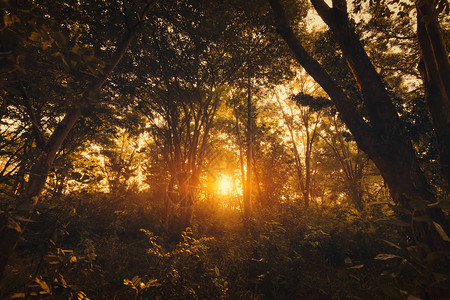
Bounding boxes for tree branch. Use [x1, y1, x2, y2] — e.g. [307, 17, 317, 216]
[267, 0, 372, 150]
[16, 82, 46, 150]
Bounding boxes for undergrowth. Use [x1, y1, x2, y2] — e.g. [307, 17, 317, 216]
[1, 191, 448, 299]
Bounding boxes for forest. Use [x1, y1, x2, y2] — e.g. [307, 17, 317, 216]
[0, 0, 449, 299]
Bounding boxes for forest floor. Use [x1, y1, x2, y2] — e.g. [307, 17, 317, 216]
[1, 191, 447, 299]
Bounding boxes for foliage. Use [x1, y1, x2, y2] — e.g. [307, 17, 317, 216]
[1, 0, 449, 298]
[0, 190, 423, 299]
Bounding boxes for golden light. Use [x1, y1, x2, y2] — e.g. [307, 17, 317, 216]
[217, 174, 233, 196]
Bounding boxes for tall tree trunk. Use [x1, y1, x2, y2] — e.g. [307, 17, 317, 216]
[304, 153, 310, 207]
[178, 173, 196, 233]
[416, 2, 450, 195]
[234, 105, 247, 212]
[268, 0, 449, 248]
[275, 92, 305, 204]
[303, 115, 311, 208]
[252, 156, 264, 206]
[244, 74, 253, 218]
[321, 116, 365, 210]
[301, 108, 320, 208]
[0, 0, 156, 281]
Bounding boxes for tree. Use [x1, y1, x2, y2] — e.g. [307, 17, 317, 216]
[222, 0, 303, 217]
[127, 0, 242, 232]
[0, 0, 156, 280]
[319, 113, 371, 210]
[276, 85, 323, 208]
[100, 133, 141, 194]
[267, 0, 449, 247]
[415, 0, 450, 195]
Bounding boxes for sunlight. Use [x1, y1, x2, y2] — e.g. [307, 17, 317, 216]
[217, 174, 233, 196]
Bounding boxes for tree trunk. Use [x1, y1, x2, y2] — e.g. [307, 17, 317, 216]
[244, 74, 253, 218]
[268, 0, 449, 248]
[349, 180, 363, 210]
[178, 173, 196, 232]
[416, 2, 450, 195]
[234, 105, 247, 213]
[275, 92, 305, 204]
[303, 116, 310, 208]
[0, 106, 81, 281]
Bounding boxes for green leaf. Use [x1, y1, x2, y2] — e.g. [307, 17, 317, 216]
[433, 222, 450, 242]
[376, 218, 410, 227]
[374, 253, 402, 260]
[147, 279, 160, 287]
[368, 201, 392, 205]
[413, 215, 432, 223]
[409, 200, 427, 210]
[215, 265, 220, 276]
[10, 293, 26, 299]
[13, 216, 34, 223]
[29, 32, 41, 42]
[6, 218, 21, 232]
[3, 15, 13, 27]
[71, 44, 82, 55]
[382, 239, 402, 250]
[77, 291, 88, 299]
[53, 31, 67, 48]
[131, 275, 141, 286]
[348, 264, 364, 269]
[428, 200, 450, 209]
[424, 251, 446, 263]
[42, 40, 53, 50]
[432, 272, 449, 281]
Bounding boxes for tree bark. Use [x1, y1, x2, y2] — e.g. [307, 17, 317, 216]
[234, 105, 247, 212]
[416, 2, 450, 195]
[244, 73, 253, 218]
[178, 173, 196, 232]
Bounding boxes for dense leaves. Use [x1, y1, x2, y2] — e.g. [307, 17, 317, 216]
[0, 0, 449, 298]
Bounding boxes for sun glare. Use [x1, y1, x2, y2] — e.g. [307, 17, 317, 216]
[218, 175, 233, 196]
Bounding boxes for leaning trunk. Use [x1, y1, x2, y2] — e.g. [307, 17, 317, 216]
[0, 106, 82, 280]
[268, 0, 449, 248]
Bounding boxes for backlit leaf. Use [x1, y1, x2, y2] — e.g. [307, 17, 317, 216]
[374, 253, 402, 260]
[433, 222, 450, 242]
[349, 264, 364, 269]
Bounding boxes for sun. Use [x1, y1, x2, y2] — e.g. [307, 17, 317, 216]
[217, 175, 233, 196]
